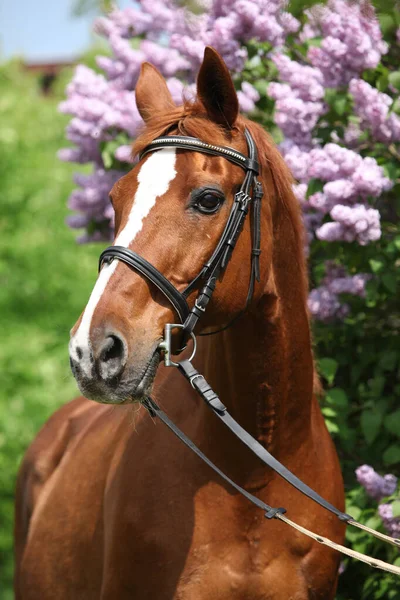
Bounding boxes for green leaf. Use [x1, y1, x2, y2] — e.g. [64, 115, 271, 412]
[365, 515, 381, 530]
[306, 37, 322, 48]
[325, 388, 348, 408]
[321, 406, 337, 418]
[306, 178, 324, 199]
[377, 73, 389, 92]
[379, 13, 396, 35]
[334, 96, 347, 116]
[382, 273, 397, 294]
[384, 410, 400, 436]
[368, 375, 385, 397]
[393, 97, 400, 115]
[361, 409, 382, 444]
[389, 71, 400, 92]
[383, 445, 400, 466]
[101, 149, 113, 169]
[379, 351, 398, 372]
[325, 420, 339, 434]
[369, 258, 384, 273]
[392, 501, 400, 518]
[345, 504, 361, 521]
[318, 358, 338, 385]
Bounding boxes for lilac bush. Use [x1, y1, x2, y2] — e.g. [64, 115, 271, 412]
[59, 0, 398, 324]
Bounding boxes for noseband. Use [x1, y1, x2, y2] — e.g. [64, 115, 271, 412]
[97, 129, 400, 576]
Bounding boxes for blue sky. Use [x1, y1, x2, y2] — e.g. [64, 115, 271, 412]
[0, 0, 131, 62]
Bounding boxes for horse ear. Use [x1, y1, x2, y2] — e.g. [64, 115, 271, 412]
[135, 62, 175, 122]
[197, 47, 239, 130]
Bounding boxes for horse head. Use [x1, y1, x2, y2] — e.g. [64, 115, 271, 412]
[69, 47, 301, 405]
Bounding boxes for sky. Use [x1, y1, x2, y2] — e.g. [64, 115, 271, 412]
[0, 0, 131, 63]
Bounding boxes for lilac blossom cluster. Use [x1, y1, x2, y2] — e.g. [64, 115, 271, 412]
[66, 169, 121, 242]
[356, 465, 398, 501]
[268, 55, 325, 146]
[356, 465, 400, 539]
[267, 1, 391, 289]
[349, 79, 400, 143]
[288, 144, 391, 246]
[306, 0, 388, 87]
[266, 1, 391, 322]
[378, 504, 400, 539]
[308, 261, 370, 322]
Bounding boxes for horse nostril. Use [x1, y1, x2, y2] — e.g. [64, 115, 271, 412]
[98, 334, 126, 379]
[100, 335, 124, 363]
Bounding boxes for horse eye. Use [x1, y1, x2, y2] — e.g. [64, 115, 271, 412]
[194, 192, 223, 214]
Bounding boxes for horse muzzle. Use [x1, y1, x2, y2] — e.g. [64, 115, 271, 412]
[69, 330, 160, 404]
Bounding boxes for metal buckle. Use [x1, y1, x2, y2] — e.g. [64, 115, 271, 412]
[189, 374, 204, 389]
[235, 191, 251, 210]
[194, 298, 206, 313]
[158, 323, 197, 367]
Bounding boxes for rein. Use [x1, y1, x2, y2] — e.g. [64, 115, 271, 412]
[99, 130, 400, 577]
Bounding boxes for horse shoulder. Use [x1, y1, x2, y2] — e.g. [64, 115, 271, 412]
[14, 397, 108, 590]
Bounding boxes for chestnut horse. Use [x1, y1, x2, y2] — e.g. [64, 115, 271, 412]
[15, 48, 345, 599]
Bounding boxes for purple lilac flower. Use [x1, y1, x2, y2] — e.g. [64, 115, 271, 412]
[67, 168, 121, 238]
[268, 54, 326, 146]
[115, 145, 134, 163]
[308, 286, 349, 322]
[379, 503, 400, 538]
[349, 78, 400, 143]
[308, 262, 370, 321]
[356, 465, 398, 501]
[279, 142, 311, 183]
[169, 0, 300, 72]
[307, 0, 388, 87]
[237, 82, 260, 113]
[317, 204, 381, 245]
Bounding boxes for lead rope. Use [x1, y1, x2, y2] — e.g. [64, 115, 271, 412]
[143, 396, 400, 577]
[175, 358, 400, 553]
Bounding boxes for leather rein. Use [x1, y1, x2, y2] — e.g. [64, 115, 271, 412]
[99, 129, 400, 576]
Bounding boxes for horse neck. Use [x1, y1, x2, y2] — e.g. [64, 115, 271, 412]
[196, 173, 315, 480]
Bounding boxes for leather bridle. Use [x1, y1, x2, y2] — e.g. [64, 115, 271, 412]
[100, 128, 263, 341]
[98, 129, 400, 576]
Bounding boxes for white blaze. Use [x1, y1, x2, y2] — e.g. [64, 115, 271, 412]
[70, 148, 177, 372]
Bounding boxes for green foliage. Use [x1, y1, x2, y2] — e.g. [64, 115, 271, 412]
[0, 61, 101, 598]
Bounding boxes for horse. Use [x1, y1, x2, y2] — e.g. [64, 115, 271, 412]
[14, 47, 346, 599]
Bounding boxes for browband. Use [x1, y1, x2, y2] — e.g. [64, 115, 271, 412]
[139, 136, 260, 174]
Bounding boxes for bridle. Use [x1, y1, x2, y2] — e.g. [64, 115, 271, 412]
[100, 129, 263, 345]
[98, 129, 400, 576]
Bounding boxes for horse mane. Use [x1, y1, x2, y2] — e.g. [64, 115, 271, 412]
[133, 99, 309, 303]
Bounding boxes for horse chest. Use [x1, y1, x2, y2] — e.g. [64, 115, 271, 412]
[174, 539, 311, 600]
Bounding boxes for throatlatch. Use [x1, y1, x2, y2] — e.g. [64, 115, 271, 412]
[99, 128, 400, 577]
